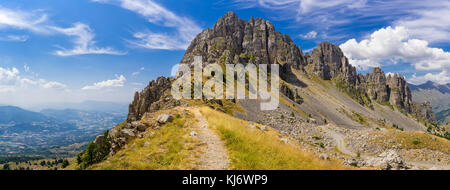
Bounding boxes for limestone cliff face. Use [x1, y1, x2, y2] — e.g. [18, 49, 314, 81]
[305, 42, 357, 86]
[387, 73, 413, 112]
[303, 43, 433, 122]
[180, 11, 305, 72]
[364, 67, 390, 103]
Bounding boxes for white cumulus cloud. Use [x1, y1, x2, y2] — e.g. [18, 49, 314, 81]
[42, 81, 67, 89]
[0, 66, 67, 92]
[408, 71, 450, 85]
[339, 26, 450, 71]
[82, 75, 126, 90]
[300, 31, 317, 39]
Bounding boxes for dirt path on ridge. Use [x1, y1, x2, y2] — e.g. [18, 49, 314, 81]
[192, 108, 230, 170]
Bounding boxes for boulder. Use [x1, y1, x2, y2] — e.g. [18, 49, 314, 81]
[246, 124, 256, 129]
[110, 137, 126, 155]
[364, 150, 408, 170]
[108, 128, 119, 139]
[319, 154, 329, 160]
[120, 128, 136, 139]
[378, 150, 407, 170]
[260, 125, 268, 131]
[93, 135, 105, 145]
[308, 118, 316, 124]
[280, 138, 289, 143]
[190, 131, 198, 137]
[157, 114, 174, 124]
[131, 121, 149, 131]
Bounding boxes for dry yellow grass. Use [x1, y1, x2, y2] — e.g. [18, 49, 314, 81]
[87, 109, 203, 170]
[370, 129, 450, 154]
[199, 106, 350, 170]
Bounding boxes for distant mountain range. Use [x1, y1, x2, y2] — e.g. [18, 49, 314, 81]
[409, 81, 450, 124]
[0, 106, 50, 124]
[27, 100, 129, 113]
[409, 81, 450, 94]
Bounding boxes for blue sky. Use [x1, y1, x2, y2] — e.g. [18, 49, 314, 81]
[0, 0, 449, 108]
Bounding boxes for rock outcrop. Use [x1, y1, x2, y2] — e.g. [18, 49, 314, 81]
[180, 11, 305, 77]
[363, 150, 408, 170]
[127, 76, 182, 122]
[281, 83, 303, 104]
[305, 42, 357, 85]
[364, 67, 390, 102]
[304, 42, 434, 123]
[411, 101, 436, 123]
[387, 73, 413, 112]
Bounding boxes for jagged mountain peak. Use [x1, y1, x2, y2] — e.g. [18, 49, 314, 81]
[181, 11, 304, 69]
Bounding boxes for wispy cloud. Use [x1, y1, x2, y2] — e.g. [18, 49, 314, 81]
[131, 67, 145, 77]
[0, 35, 29, 42]
[0, 6, 124, 56]
[394, 1, 450, 43]
[93, 0, 202, 50]
[51, 23, 126, 56]
[82, 75, 126, 90]
[0, 6, 50, 33]
[231, 0, 450, 44]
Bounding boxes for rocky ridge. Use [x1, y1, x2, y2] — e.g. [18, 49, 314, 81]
[179, 11, 435, 123]
[84, 12, 446, 170]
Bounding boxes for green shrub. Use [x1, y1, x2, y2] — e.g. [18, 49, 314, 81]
[2, 163, 10, 170]
[61, 159, 69, 168]
[392, 124, 403, 131]
[77, 130, 111, 169]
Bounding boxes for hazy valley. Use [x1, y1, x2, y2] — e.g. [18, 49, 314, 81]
[0, 102, 126, 158]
